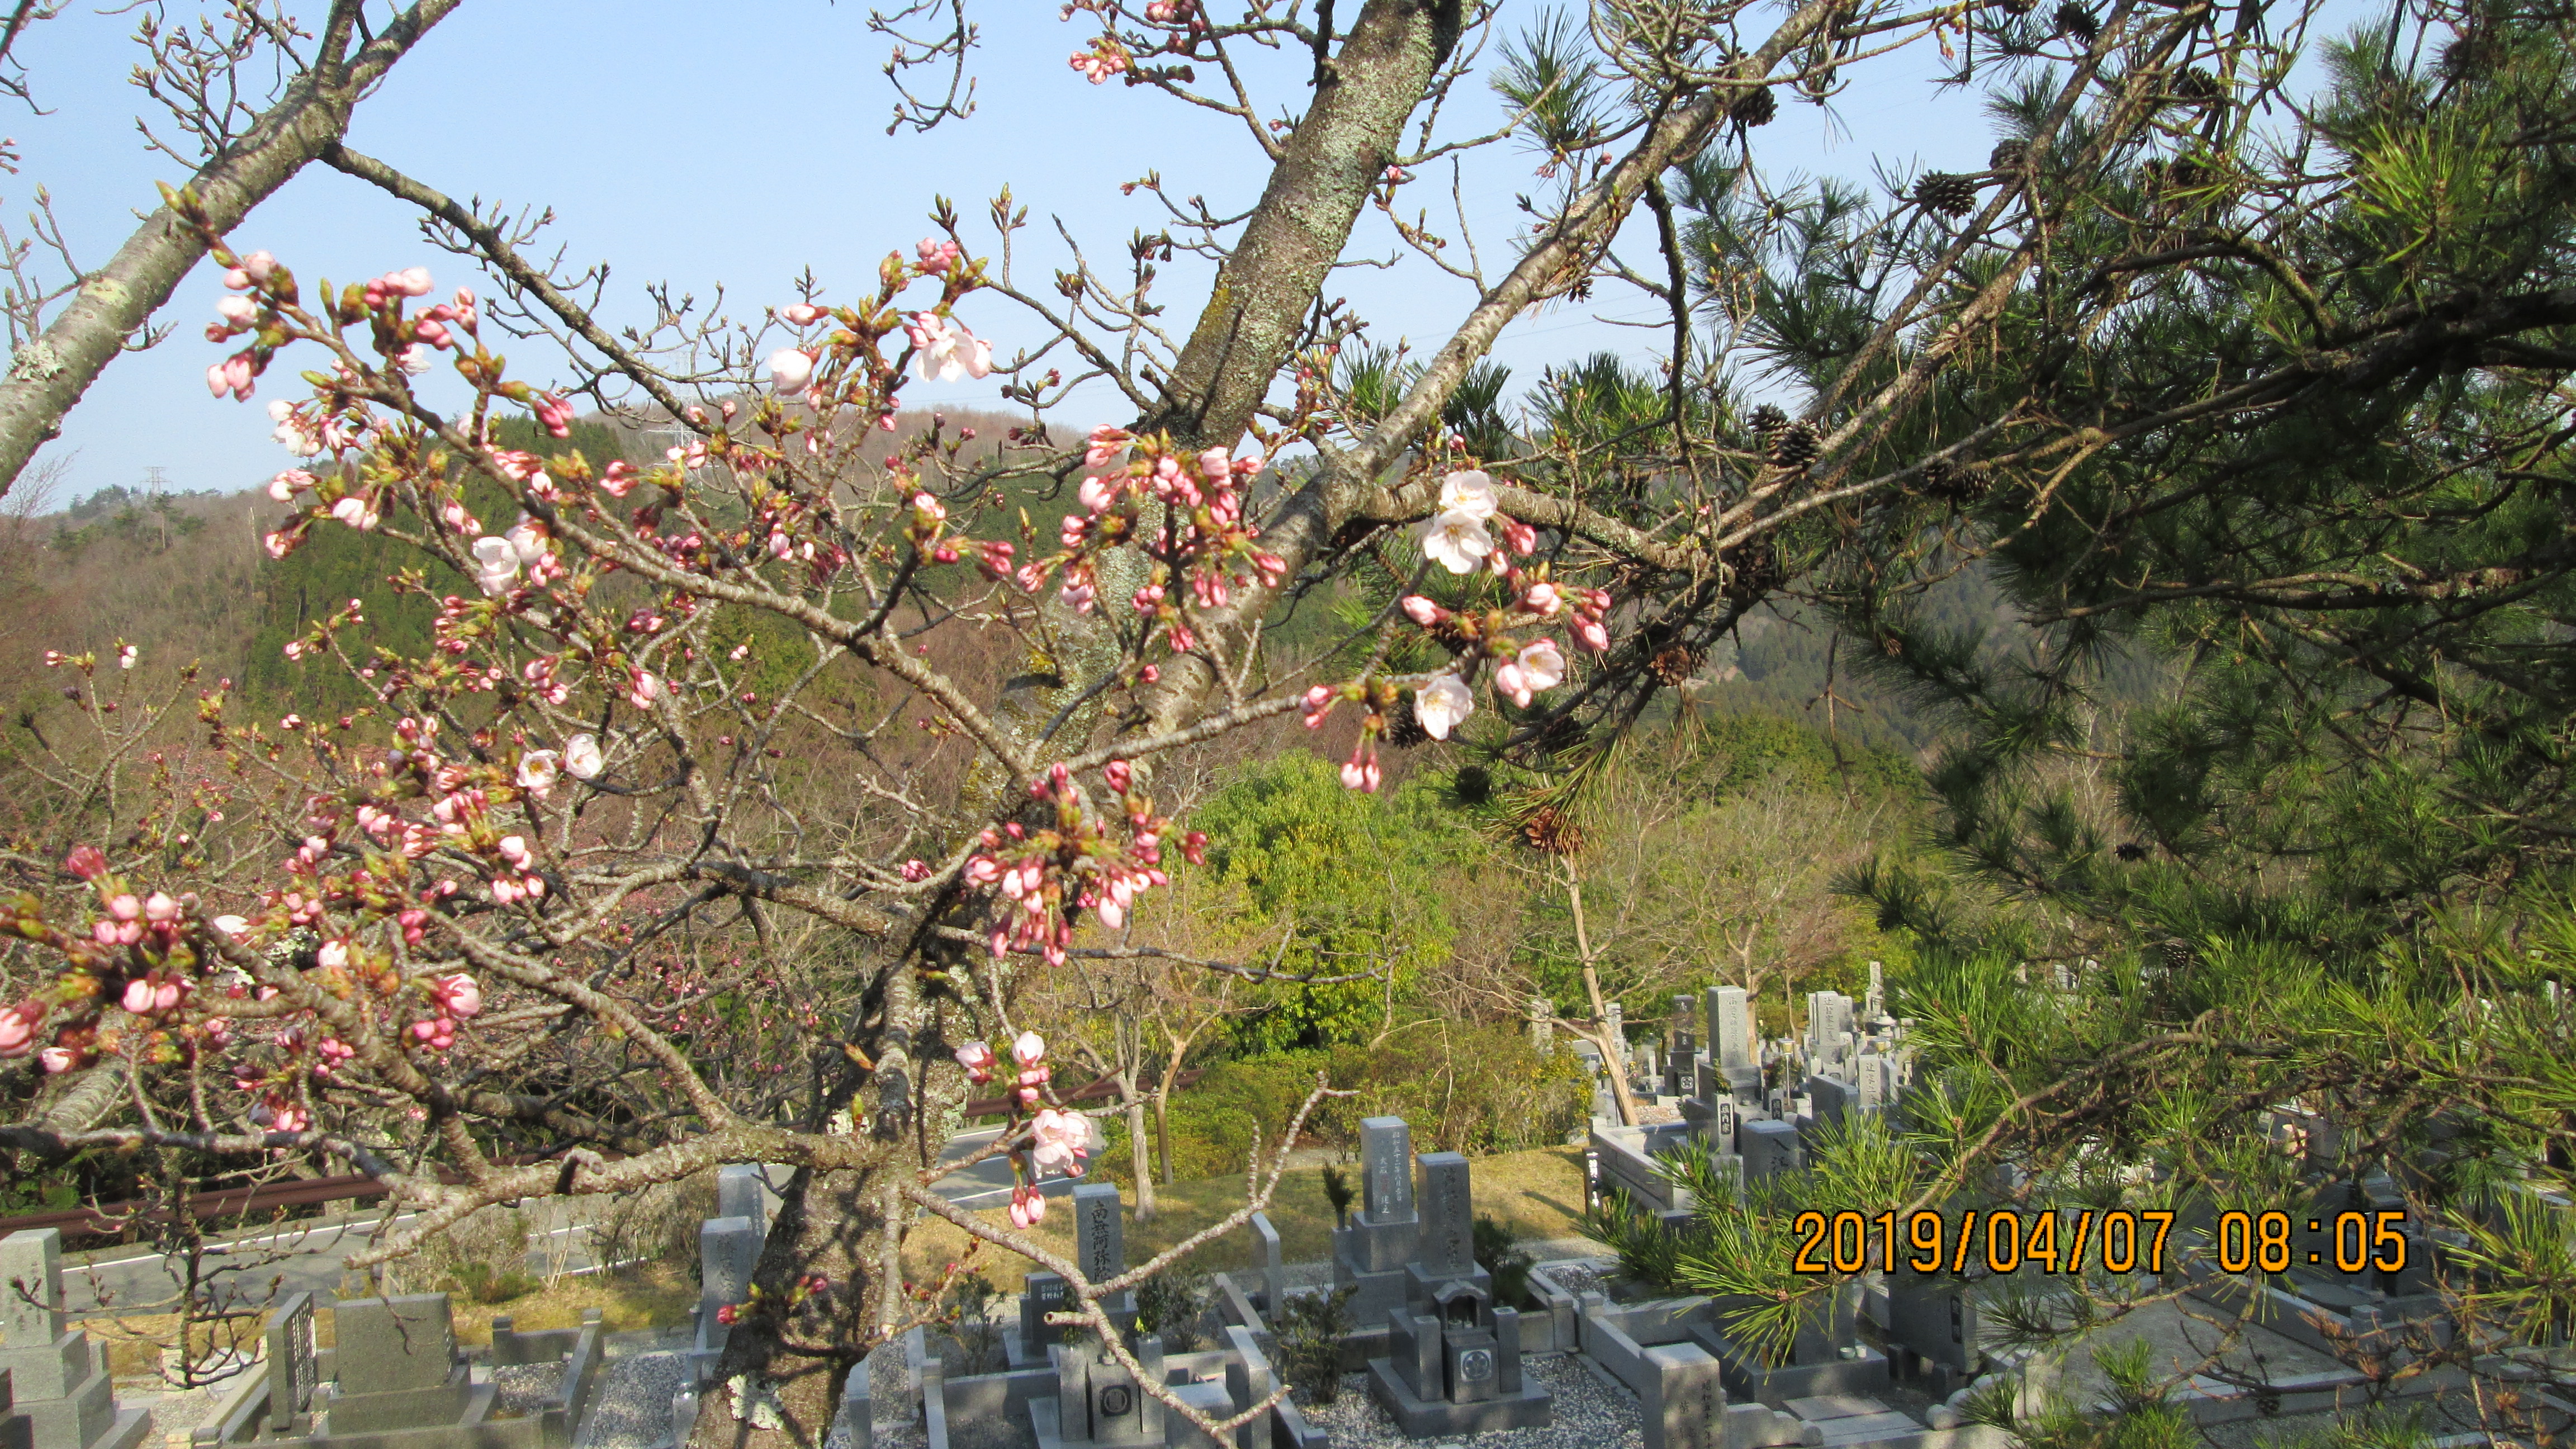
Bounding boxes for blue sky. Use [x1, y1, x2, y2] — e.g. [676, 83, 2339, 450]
[10, 1, 2210, 505]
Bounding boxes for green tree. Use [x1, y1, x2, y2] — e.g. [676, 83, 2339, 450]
[1192, 754, 1468, 1052]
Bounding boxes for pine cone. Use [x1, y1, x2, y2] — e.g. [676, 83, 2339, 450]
[2115, 841, 2149, 861]
[1769, 419, 1821, 469]
[1451, 764, 1493, 806]
[2440, 30, 2498, 79]
[1649, 645, 1703, 686]
[1385, 697, 1431, 749]
[1725, 543, 1783, 601]
[1988, 138, 2029, 171]
[2169, 68, 2220, 103]
[1912, 171, 1977, 217]
[1919, 457, 1955, 491]
[1521, 806, 1586, 856]
[1748, 403, 1789, 439]
[1991, 0, 2034, 15]
[2054, 2, 2099, 42]
[1729, 85, 1778, 126]
[2157, 937, 2196, 974]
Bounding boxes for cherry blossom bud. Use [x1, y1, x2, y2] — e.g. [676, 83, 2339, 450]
[243, 251, 276, 283]
[1012, 1031, 1046, 1065]
[216, 296, 256, 325]
[782, 303, 823, 325]
[0, 1003, 38, 1055]
[768, 348, 815, 394]
[144, 892, 179, 922]
[1401, 595, 1447, 627]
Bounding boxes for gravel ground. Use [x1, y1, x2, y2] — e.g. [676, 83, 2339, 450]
[491, 1362, 564, 1419]
[578, 1349, 686, 1449]
[1299, 1352, 1641, 1449]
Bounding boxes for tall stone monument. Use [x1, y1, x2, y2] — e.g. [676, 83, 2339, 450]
[0, 1229, 151, 1449]
[1332, 1117, 1423, 1327]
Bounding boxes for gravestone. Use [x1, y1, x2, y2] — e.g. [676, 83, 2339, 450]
[1415, 1154, 1475, 1278]
[718, 1165, 767, 1236]
[1071, 1184, 1139, 1334]
[1021, 1271, 1071, 1352]
[1335, 1118, 1423, 1327]
[0, 1229, 151, 1449]
[1864, 962, 1885, 1024]
[1368, 1298, 1551, 1434]
[1884, 1276, 1981, 1388]
[1668, 996, 1698, 1097]
[1643, 1343, 1726, 1449]
[1708, 987, 1753, 1069]
[1706, 1096, 1739, 1155]
[1039, 1333, 1165, 1449]
[1801, 1076, 1850, 1130]
[1526, 997, 1555, 1056]
[700, 1216, 761, 1319]
[265, 1292, 319, 1435]
[1855, 1056, 1885, 1114]
[1806, 993, 1853, 1065]
[321, 1295, 473, 1434]
[1741, 1120, 1801, 1180]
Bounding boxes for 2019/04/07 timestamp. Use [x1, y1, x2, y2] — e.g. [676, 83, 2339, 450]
[1787, 1209, 2413, 1277]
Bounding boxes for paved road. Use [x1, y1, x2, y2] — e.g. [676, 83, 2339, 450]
[61, 1122, 1098, 1317]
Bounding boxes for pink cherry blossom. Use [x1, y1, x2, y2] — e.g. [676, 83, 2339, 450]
[1415, 676, 1473, 739]
[564, 733, 604, 780]
[955, 1041, 998, 1082]
[1438, 470, 1499, 520]
[517, 750, 561, 795]
[471, 537, 519, 596]
[1419, 509, 1495, 574]
[1012, 1030, 1046, 1066]
[1518, 638, 1566, 692]
[1030, 1109, 1089, 1175]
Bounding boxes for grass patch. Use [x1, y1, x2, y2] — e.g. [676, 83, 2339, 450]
[903, 1147, 1585, 1290]
[77, 1261, 699, 1378]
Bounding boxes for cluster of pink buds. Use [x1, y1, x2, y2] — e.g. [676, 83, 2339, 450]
[409, 973, 482, 1053]
[917, 236, 963, 273]
[1069, 35, 1130, 83]
[1033, 436, 1284, 662]
[0, 844, 242, 1074]
[958, 763, 1206, 964]
[490, 836, 546, 905]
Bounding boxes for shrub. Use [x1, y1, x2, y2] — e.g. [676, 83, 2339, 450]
[1134, 1270, 1213, 1352]
[1474, 1215, 1535, 1309]
[1271, 1285, 1356, 1404]
[386, 1205, 532, 1298]
[944, 1272, 1006, 1376]
[589, 1169, 721, 1282]
[1128, 1025, 1588, 1181]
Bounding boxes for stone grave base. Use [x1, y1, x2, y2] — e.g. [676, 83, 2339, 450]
[6, 1400, 149, 1449]
[1697, 1334, 1890, 1409]
[219, 1422, 547, 1449]
[1362, 1358, 1554, 1436]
